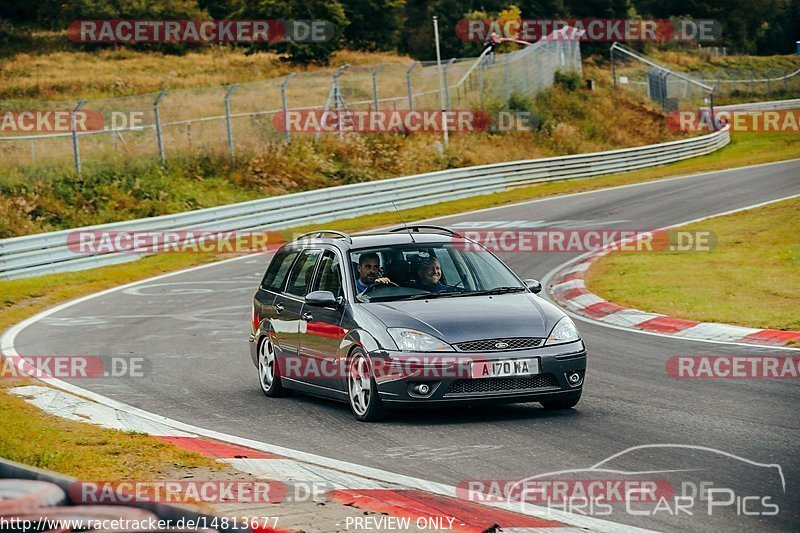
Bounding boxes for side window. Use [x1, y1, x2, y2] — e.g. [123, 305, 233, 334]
[261, 251, 299, 293]
[313, 250, 343, 295]
[286, 249, 322, 297]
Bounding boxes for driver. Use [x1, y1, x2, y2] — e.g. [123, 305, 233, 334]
[354, 252, 391, 294]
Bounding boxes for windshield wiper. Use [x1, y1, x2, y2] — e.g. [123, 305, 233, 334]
[402, 291, 462, 300]
[470, 286, 528, 295]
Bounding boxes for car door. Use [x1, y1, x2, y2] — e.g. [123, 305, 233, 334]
[298, 248, 348, 394]
[256, 248, 299, 330]
[272, 248, 321, 372]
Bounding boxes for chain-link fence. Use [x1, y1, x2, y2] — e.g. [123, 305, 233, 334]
[610, 43, 714, 113]
[0, 34, 582, 173]
[610, 42, 800, 113]
[694, 68, 800, 99]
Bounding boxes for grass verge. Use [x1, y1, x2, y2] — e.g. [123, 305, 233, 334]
[586, 197, 800, 331]
[1, 130, 797, 481]
[0, 380, 224, 480]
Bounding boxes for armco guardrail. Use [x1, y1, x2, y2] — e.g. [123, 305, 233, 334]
[0, 126, 730, 279]
[0, 458, 247, 532]
[714, 98, 800, 111]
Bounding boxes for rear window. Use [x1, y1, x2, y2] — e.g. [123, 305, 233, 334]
[261, 251, 298, 293]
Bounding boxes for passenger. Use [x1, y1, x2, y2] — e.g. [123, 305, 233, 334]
[354, 252, 391, 293]
[417, 258, 448, 293]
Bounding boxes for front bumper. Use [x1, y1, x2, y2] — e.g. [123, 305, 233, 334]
[370, 340, 586, 406]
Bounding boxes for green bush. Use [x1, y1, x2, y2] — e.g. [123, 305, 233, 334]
[554, 70, 583, 91]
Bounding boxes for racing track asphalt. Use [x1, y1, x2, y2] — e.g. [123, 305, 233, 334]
[11, 159, 800, 532]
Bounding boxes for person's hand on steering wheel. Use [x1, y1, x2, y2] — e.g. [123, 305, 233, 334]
[359, 278, 399, 298]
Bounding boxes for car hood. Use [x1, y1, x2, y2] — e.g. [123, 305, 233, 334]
[364, 292, 566, 344]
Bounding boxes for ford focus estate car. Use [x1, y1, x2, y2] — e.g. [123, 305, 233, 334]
[249, 226, 587, 421]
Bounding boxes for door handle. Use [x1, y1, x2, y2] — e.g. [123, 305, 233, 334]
[301, 312, 313, 322]
[275, 302, 284, 314]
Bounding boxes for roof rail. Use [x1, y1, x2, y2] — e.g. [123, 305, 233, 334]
[294, 230, 353, 243]
[388, 225, 463, 237]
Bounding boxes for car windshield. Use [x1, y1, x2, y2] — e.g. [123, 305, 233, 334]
[349, 242, 525, 302]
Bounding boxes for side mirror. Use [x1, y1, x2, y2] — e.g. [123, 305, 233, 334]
[523, 279, 542, 294]
[305, 290, 340, 308]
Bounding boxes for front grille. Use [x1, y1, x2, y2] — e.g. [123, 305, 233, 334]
[455, 338, 544, 352]
[444, 374, 559, 397]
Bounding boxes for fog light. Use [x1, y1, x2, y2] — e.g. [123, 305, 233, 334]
[410, 383, 434, 396]
[566, 371, 582, 386]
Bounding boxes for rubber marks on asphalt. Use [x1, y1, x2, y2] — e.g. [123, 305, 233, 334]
[550, 255, 800, 348]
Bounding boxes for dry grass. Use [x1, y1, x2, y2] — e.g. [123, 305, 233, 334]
[648, 49, 800, 73]
[0, 70, 683, 239]
[0, 35, 412, 101]
[586, 197, 800, 331]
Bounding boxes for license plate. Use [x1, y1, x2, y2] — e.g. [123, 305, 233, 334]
[471, 358, 540, 379]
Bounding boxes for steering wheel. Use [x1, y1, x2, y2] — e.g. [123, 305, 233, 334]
[360, 279, 399, 297]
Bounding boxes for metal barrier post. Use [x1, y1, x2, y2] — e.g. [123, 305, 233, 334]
[611, 46, 617, 89]
[153, 90, 168, 165]
[478, 60, 484, 106]
[333, 65, 349, 138]
[371, 64, 384, 112]
[224, 83, 238, 160]
[504, 56, 511, 100]
[443, 58, 456, 112]
[708, 91, 716, 132]
[281, 73, 296, 144]
[406, 62, 418, 111]
[71, 99, 87, 176]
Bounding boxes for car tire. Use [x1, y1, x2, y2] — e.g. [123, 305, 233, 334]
[258, 338, 291, 398]
[347, 347, 384, 422]
[540, 393, 582, 410]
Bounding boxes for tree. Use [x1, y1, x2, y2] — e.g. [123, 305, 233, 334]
[340, 0, 405, 51]
[197, 0, 240, 19]
[35, 0, 208, 30]
[233, 0, 348, 64]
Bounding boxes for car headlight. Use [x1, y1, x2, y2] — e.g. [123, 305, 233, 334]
[387, 328, 453, 352]
[545, 317, 581, 345]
